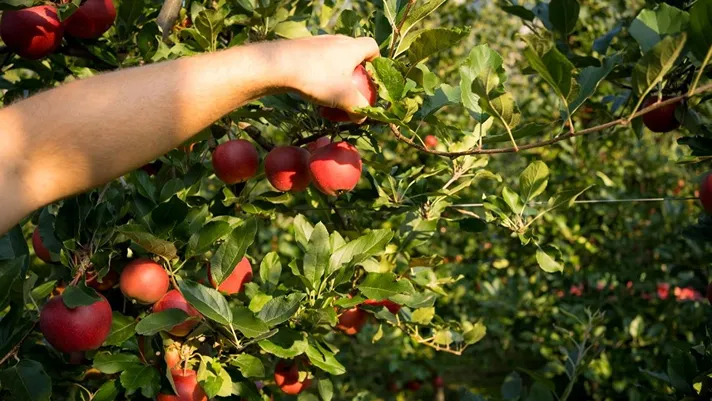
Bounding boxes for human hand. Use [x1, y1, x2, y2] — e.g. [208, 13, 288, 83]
[273, 35, 380, 122]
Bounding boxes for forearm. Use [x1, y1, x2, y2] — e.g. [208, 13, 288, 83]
[0, 41, 289, 231]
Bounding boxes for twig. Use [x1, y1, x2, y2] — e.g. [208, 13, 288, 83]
[389, 83, 712, 158]
[689, 45, 712, 96]
[236, 122, 274, 151]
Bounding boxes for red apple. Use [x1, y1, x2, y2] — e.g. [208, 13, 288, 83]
[208, 257, 252, 295]
[153, 290, 201, 337]
[265, 146, 311, 192]
[319, 65, 377, 122]
[305, 137, 331, 153]
[32, 227, 53, 263]
[164, 346, 181, 371]
[433, 375, 444, 388]
[0, 5, 64, 60]
[699, 172, 712, 214]
[212, 139, 259, 184]
[119, 259, 169, 304]
[39, 294, 112, 353]
[387, 381, 399, 393]
[335, 307, 368, 335]
[86, 270, 119, 292]
[642, 96, 681, 133]
[274, 359, 311, 395]
[308, 141, 362, 196]
[65, 0, 116, 39]
[424, 135, 438, 149]
[362, 299, 401, 314]
[157, 369, 208, 401]
[706, 282, 712, 305]
[405, 380, 423, 392]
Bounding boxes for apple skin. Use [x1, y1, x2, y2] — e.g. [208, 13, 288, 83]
[305, 137, 331, 154]
[319, 65, 377, 122]
[208, 257, 253, 295]
[424, 135, 438, 149]
[120, 259, 170, 304]
[0, 5, 64, 60]
[65, 0, 116, 39]
[39, 294, 113, 353]
[153, 290, 201, 337]
[274, 360, 311, 395]
[32, 227, 53, 263]
[699, 172, 712, 214]
[157, 369, 208, 401]
[212, 139, 259, 184]
[642, 96, 681, 133]
[335, 307, 368, 335]
[87, 270, 119, 292]
[362, 299, 401, 314]
[308, 142, 362, 196]
[164, 347, 181, 371]
[265, 146, 311, 192]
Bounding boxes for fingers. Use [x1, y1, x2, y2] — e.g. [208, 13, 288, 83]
[341, 88, 371, 124]
[353, 37, 381, 62]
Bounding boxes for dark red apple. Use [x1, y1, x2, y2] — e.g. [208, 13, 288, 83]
[274, 359, 311, 395]
[405, 380, 423, 392]
[433, 375, 444, 388]
[0, 5, 64, 60]
[119, 258, 169, 304]
[208, 257, 252, 295]
[424, 135, 438, 149]
[308, 141, 362, 196]
[305, 137, 331, 153]
[264, 146, 311, 192]
[39, 294, 112, 353]
[699, 172, 712, 214]
[319, 65, 377, 122]
[642, 96, 681, 133]
[86, 270, 119, 292]
[362, 299, 401, 314]
[65, 0, 116, 39]
[153, 290, 201, 337]
[212, 139, 259, 184]
[157, 369, 208, 401]
[32, 227, 53, 263]
[706, 282, 712, 305]
[335, 307, 368, 335]
[141, 160, 163, 176]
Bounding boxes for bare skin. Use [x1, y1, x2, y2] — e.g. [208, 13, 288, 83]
[0, 35, 379, 234]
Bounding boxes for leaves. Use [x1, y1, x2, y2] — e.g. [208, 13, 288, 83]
[519, 161, 550, 203]
[469, 45, 521, 133]
[411, 307, 435, 324]
[521, 35, 579, 112]
[318, 378, 334, 401]
[256, 293, 306, 327]
[104, 312, 137, 346]
[186, 220, 231, 257]
[328, 230, 394, 275]
[536, 245, 563, 273]
[259, 252, 282, 291]
[303, 223, 330, 288]
[306, 342, 346, 375]
[231, 354, 265, 378]
[358, 273, 415, 300]
[274, 21, 312, 39]
[135, 309, 191, 335]
[210, 219, 257, 286]
[397, 27, 470, 63]
[398, 0, 448, 40]
[61, 284, 102, 309]
[549, 0, 580, 36]
[120, 365, 161, 398]
[0, 360, 51, 401]
[630, 4, 689, 53]
[232, 307, 271, 338]
[369, 58, 405, 102]
[632, 33, 687, 97]
[569, 54, 622, 114]
[93, 353, 142, 374]
[689, 0, 712, 60]
[258, 329, 309, 358]
[117, 225, 177, 260]
[179, 279, 232, 326]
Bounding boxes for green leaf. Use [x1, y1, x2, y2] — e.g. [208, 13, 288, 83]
[459, 45, 493, 121]
[303, 223, 330, 287]
[397, 27, 469, 62]
[328, 230, 394, 275]
[256, 293, 306, 327]
[0, 360, 51, 401]
[179, 279, 232, 326]
[593, 23, 622, 54]
[383, 0, 398, 29]
[546, 186, 593, 212]
[501, 187, 522, 214]
[0, 0, 35, 10]
[417, 83, 461, 118]
[569, 54, 622, 114]
[231, 354, 265, 378]
[519, 161, 549, 203]
[398, 0, 447, 40]
[630, 4, 689, 53]
[120, 365, 160, 398]
[194, 9, 225, 51]
[368, 58, 405, 102]
[632, 33, 687, 97]
[93, 380, 120, 401]
[463, 321, 487, 344]
[411, 307, 435, 324]
[232, 307, 270, 338]
[38, 208, 62, 257]
[186, 220, 232, 257]
[29, 280, 57, 302]
[152, 196, 189, 228]
[689, 0, 712, 60]
[0, 225, 29, 262]
[0, 258, 22, 309]
[334, 295, 366, 308]
[459, 218, 487, 233]
[667, 351, 696, 393]
[275, 21, 312, 39]
[535, 246, 563, 273]
[318, 378, 334, 401]
[104, 312, 137, 346]
[501, 371, 522, 400]
[61, 283, 102, 309]
[135, 309, 191, 336]
[259, 252, 282, 291]
[210, 219, 257, 286]
[521, 35, 579, 110]
[93, 353, 142, 374]
[306, 342, 346, 375]
[358, 273, 415, 300]
[501, 5, 535, 21]
[117, 225, 177, 260]
[293, 215, 314, 250]
[525, 381, 554, 401]
[549, 0, 580, 35]
[258, 329, 308, 358]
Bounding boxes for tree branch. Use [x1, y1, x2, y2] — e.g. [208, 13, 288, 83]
[390, 83, 712, 158]
[236, 122, 274, 151]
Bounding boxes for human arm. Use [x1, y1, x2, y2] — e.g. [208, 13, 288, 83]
[0, 35, 379, 234]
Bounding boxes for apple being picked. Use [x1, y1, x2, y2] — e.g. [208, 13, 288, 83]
[0, 5, 64, 60]
[319, 65, 377, 122]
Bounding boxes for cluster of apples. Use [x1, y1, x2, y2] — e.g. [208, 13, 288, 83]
[0, 0, 115, 60]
